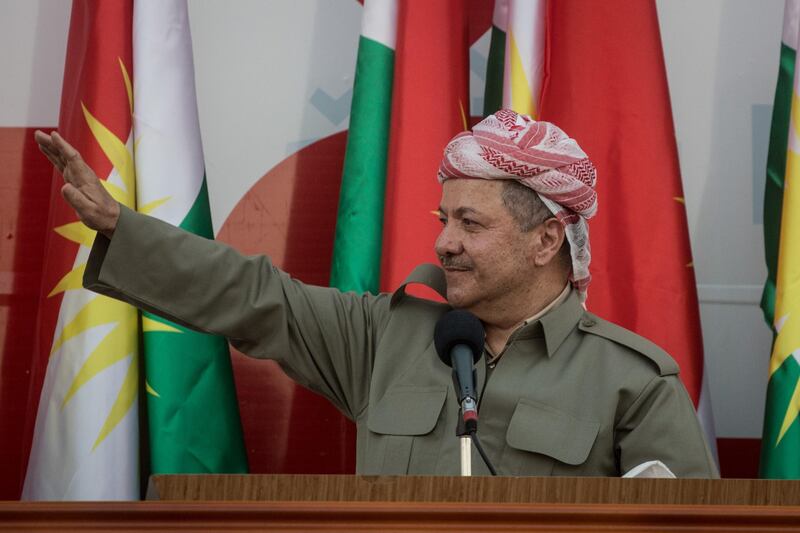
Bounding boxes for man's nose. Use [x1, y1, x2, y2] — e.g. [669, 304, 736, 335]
[435, 224, 462, 256]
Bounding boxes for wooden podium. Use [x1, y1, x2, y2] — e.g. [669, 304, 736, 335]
[3, 475, 800, 531]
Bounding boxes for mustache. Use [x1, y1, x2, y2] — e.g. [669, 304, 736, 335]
[439, 256, 473, 270]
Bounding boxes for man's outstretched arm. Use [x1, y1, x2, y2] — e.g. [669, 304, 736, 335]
[34, 129, 120, 237]
[35, 130, 388, 419]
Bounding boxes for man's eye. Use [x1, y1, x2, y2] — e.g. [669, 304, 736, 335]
[438, 216, 447, 225]
[462, 218, 475, 226]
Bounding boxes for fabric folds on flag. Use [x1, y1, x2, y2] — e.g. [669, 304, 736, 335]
[23, 0, 140, 500]
[761, 0, 800, 479]
[330, 0, 398, 293]
[133, 0, 248, 475]
[379, 0, 470, 291]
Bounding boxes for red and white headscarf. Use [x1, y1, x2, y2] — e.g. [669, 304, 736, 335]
[438, 109, 597, 298]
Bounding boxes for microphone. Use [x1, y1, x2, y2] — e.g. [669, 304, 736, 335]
[434, 309, 485, 432]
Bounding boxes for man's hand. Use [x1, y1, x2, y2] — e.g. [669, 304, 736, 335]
[34, 130, 120, 238]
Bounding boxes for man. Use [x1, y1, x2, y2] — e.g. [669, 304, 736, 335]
[34, 110, 718, 477]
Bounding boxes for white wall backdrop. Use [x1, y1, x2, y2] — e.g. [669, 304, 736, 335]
[657, 0, 782, 438]
[0, 0, 786, 440]
[188, 0, 361, 228]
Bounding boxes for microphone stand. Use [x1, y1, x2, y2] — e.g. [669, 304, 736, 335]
[455, 393, 479, 476]
[456, 412, 471, 476]
[455, 394, 497, 476]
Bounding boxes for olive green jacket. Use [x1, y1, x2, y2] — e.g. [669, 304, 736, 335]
[84, 206, 718, 477]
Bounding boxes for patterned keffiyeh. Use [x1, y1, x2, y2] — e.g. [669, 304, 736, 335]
[438, 109, 597, 298]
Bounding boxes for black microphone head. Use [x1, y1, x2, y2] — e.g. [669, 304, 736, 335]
[433, 309, 485, 366]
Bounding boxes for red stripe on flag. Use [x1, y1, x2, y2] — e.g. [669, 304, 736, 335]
[380, 0, 470, 292]
[540, 0, 704, 404]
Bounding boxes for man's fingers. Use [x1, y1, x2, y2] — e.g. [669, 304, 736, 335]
[61, 182, 119, 237]
[61, 182, 95, 215]
[33, 129, 51, 146]
[49, 133, 102, 189]
[34, 129, 57, 150]
[51, 132, 82, 163]
[34, 130, 66, 170]
[35, 130, 67, 163]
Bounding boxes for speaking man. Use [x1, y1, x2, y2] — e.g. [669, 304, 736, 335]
[34, 109, 718, 477]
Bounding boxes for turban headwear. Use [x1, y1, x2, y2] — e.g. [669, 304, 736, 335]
[438, 109, 597, 298]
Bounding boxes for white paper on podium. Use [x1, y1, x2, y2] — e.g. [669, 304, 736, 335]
[622, 460, 677, 478]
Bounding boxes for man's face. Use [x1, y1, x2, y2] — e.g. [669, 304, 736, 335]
[435, 179, 540, 317]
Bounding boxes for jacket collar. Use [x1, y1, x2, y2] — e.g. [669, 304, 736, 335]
[528, 289, 584, 357]
[390, 263, 448, 308]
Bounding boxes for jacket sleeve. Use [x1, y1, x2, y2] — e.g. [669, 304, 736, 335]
[615, 373, 720, 478]
[84, 205, 390, 420]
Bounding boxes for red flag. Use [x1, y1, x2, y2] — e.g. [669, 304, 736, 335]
[380, 0, 470, 291]
[540, 0, 714, 440]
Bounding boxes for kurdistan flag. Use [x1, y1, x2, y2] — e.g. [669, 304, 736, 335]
[133, 0, 247, 474]
[331, 0, 398, 293]
[23, 0, 140, 500]
[24, 0, 247, 500]
[484, 0, 546, 118]
[761, 0, 800, 479]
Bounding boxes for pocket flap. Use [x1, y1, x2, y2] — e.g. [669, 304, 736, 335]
[506, 399, 600, 465]
[368, 387, 448, 436]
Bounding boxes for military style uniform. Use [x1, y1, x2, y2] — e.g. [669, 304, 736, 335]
[85, 206, 718, 477]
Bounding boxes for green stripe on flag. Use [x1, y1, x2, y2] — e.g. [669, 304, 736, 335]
[483, 25, 506, 117]
[179, 178, 215, 237]
[330, 36, 395, 294]
[144, 181, 248, 474]
[761, 357, 800, 478]
[143, 313, 248, 473]
[761, 35, 800, 478]
[762, 42, 796, 328]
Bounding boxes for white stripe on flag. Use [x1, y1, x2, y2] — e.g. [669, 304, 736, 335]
[361, 0, 398, 50]
[133, 0, 205, 224]
[783, 0, 800, 48]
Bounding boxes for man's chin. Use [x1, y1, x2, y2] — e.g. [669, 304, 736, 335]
[445, 288, 475, 311]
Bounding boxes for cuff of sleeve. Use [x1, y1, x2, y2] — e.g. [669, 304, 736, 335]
[83, 204, 137, 296]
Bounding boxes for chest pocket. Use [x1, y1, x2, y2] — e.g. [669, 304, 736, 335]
[504, 399, 600, 475]
[366, 387, 447, 474]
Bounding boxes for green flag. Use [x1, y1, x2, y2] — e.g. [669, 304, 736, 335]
[330, 0, 398, 293]
[133, 0, 247, 474]
[761, 0, 800, 479]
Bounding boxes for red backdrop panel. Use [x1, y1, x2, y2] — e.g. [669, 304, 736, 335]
[218, 132, 356, 474]
[0, 127, 54, 499]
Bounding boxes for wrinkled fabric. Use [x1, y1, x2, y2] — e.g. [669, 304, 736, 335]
[438, 109, 597, 297]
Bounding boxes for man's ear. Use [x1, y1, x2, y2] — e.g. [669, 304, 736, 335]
[533, 218, 566, 267]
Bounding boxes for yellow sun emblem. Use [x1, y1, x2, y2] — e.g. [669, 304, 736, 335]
[47, 58, 170, 451]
